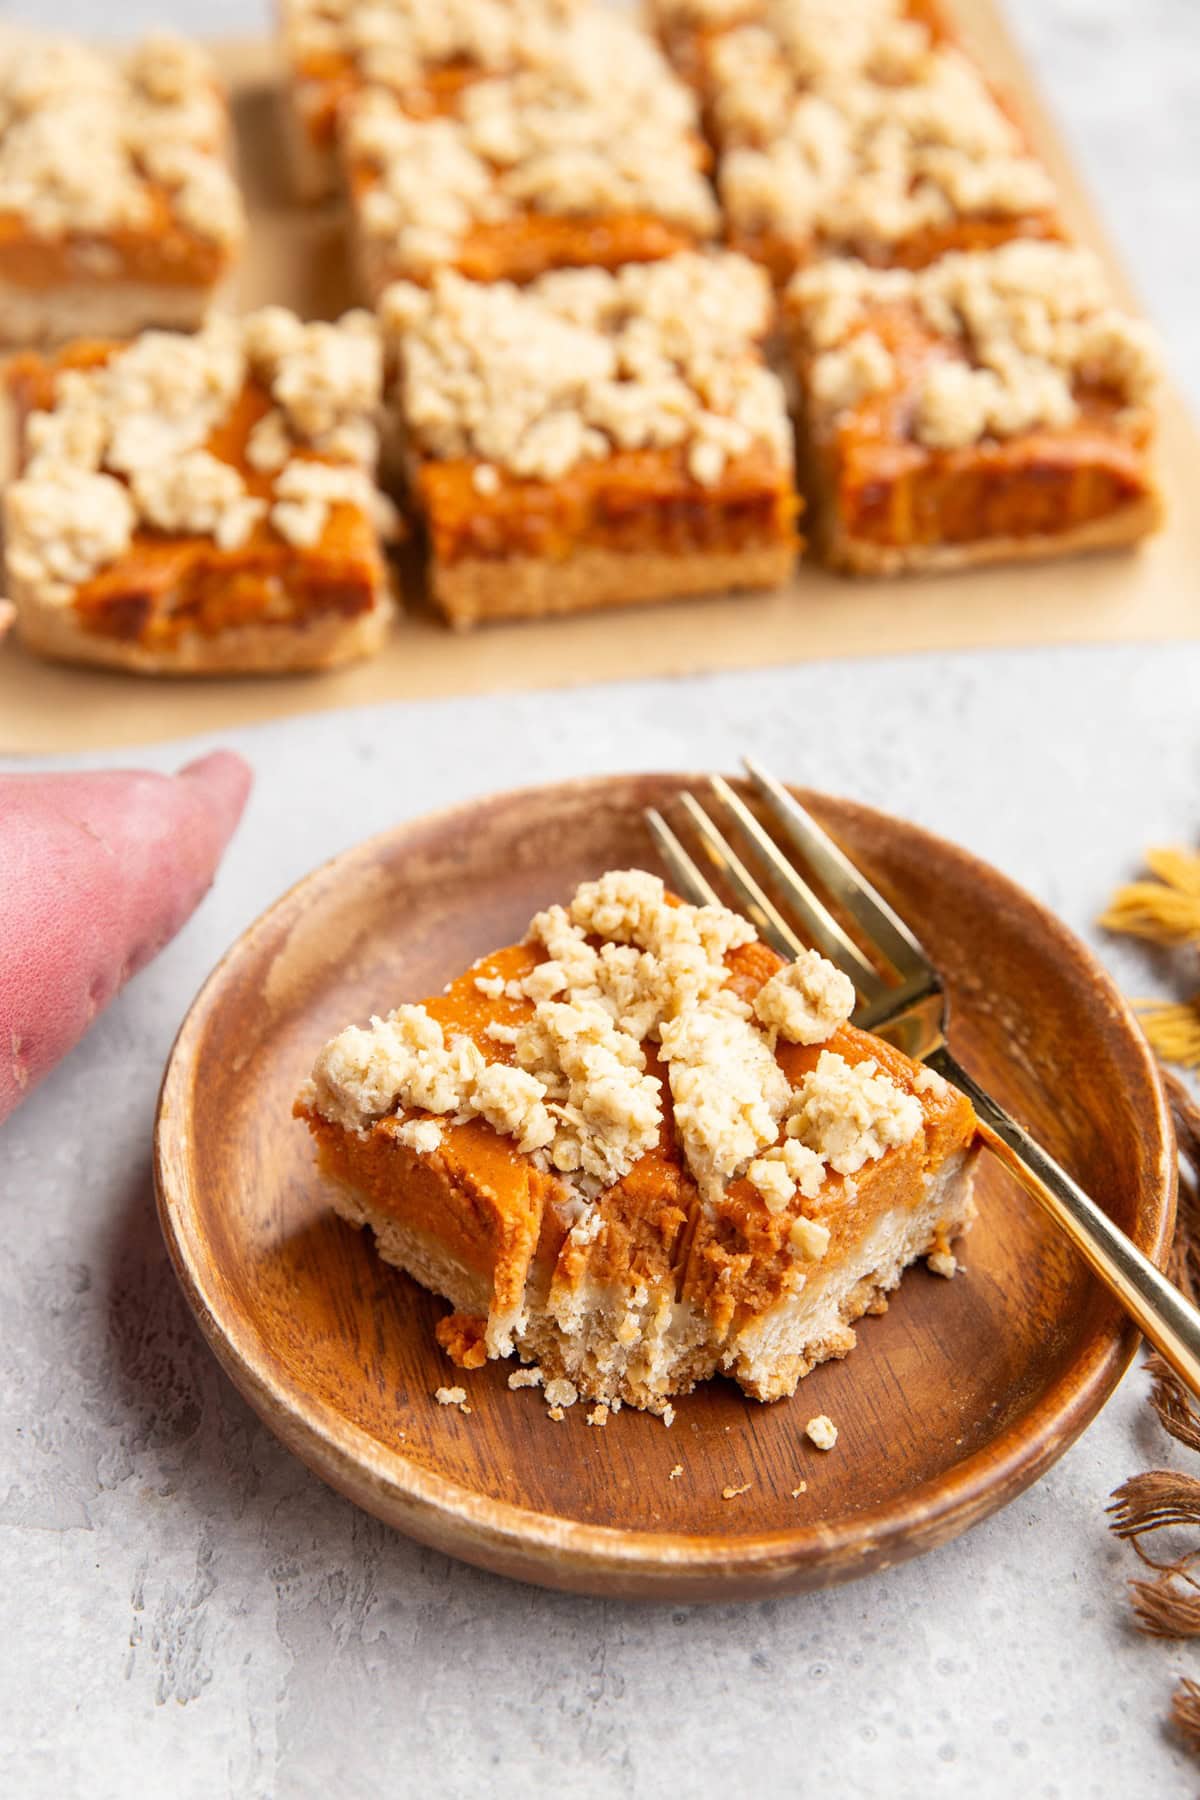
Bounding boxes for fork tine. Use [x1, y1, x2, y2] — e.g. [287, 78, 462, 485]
[742, 756, 929, 981]
[644, 807, 723, 909]
[709, 775, 890, 999]
[677, 792, 807, 961]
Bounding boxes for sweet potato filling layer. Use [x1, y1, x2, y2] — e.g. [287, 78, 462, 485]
[298, 932, 976, 1339]
[416, 445, 801, 567]
[0, 187, 227, 289]
[794, 303, 1154, 552]
[730, 215, 1061, 287]
[294, 53, 484, 149]
[8, 343, 385, 645]
[348, 159, 703, 289]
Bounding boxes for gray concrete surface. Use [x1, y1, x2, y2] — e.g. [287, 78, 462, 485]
[0, 0, 1198, 1795]
[3, 645, 1200, 1799]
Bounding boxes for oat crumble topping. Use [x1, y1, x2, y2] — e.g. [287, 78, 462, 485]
[281, 0, 579, 88]
[382, 254, 791, 486]
[6, 309, 384, 603]
[752, 948, 855, 1045]
[791, 242, 1159, 447]
[785, 1050, 922, 1175]
[308, 869, 929, 1223]
[713, 18, 1055, 253]
[0, 33, 242, 247]
[345, 11, 716, 275]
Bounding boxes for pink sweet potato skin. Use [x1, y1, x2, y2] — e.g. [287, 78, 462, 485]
[0, 750, 252, 1124]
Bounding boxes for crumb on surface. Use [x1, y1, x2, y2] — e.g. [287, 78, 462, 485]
[722, 1482, 752, 1500]
[434, 1385, 471, 1415]
[544, 1377, 579, 1409]
[805, 1414, 838, 1451]
[508, 1366, 543, 1389]
[927, 1248, 959, 1278]
[434, 1310, 488, 1369]
[586, 1404, 609, 1427]
[791, 1482, 807, 1497]
[547, 1405, 565, 1422]
[669, 1464, 684, 1480]
[661, 1403, 676, 1428]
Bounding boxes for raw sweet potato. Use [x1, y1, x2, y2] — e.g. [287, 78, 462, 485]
[0, 750, 252, 1123]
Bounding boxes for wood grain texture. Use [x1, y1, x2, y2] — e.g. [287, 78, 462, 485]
[154, 775, 1176, 1600]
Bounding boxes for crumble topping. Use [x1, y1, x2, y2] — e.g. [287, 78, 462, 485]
[308, 869, 928, 1221]
[310, 1002, 557, 1153]
[434, 1384, 471, 1413]
[747, 1139, 826, 1213]
[714, 22, 1055, 251]
[0, 33, 242, 247]
[791, 243, 1159, 446]
[544, 1377, 579, 1409]
[6, 310, 384, 603]
[395, 1117, 444, 1154]
[281, 0, 579, 87]
[513, 997, 662, 1186]
[805, 1414, 837, 1449]
[753, 948, 856, 1044]
[661, 997, 791, 1203]
[508, 1366, 544, 1389]
[344, 12, 716, 276]
[382, 254, 791, 486]
[784, 1050, 922, 1174]
[658, 0, 903, 70]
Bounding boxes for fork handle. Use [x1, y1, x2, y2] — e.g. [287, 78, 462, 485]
[929, 1046, 1200, 1396]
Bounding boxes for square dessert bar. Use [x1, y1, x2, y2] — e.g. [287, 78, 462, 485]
[654, 0, 1058, 284]
[381, 253, 800, 628]
[0, 32, 244, 344]
[4, 308, 397, 673]
[297, 870, 979, 1414]
[784, 242, 1162, 574]
[278, 0, 581, 202]
[339, 7, 718, 299]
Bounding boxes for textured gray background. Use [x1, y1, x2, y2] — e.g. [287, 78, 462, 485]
[1, 2, 1199, 1797]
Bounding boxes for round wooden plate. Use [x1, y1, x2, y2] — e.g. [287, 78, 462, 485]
[155, 774, 1175, 1601]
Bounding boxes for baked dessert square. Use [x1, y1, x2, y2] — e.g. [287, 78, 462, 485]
[0, 31, 244, 345]
[654, 0, 1058, 284]
[4, 307, 397, 673]
[277, 0, 581, 202]
[783, 241, 1162, 574]
[339, 6, 719, 299]
[296, 868, 979, 1414]
[381, 253, 800, 628]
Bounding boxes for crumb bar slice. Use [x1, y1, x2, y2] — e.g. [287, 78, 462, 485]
[382, 253, 800, 628]
[784, 241, 1162, 574]
[296, 869, 979, 1414]
[277, 0, 580, 202]
[654, 0, 1058, 284]
[0, 32, 244, 344]
[4, 307, 397, 673]
[339, 7, 718, 299]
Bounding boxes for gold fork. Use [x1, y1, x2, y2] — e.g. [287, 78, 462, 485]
[646, 757, 1200, 1397]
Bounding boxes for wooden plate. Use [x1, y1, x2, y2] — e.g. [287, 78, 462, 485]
[154, 774, 1175, 1600]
